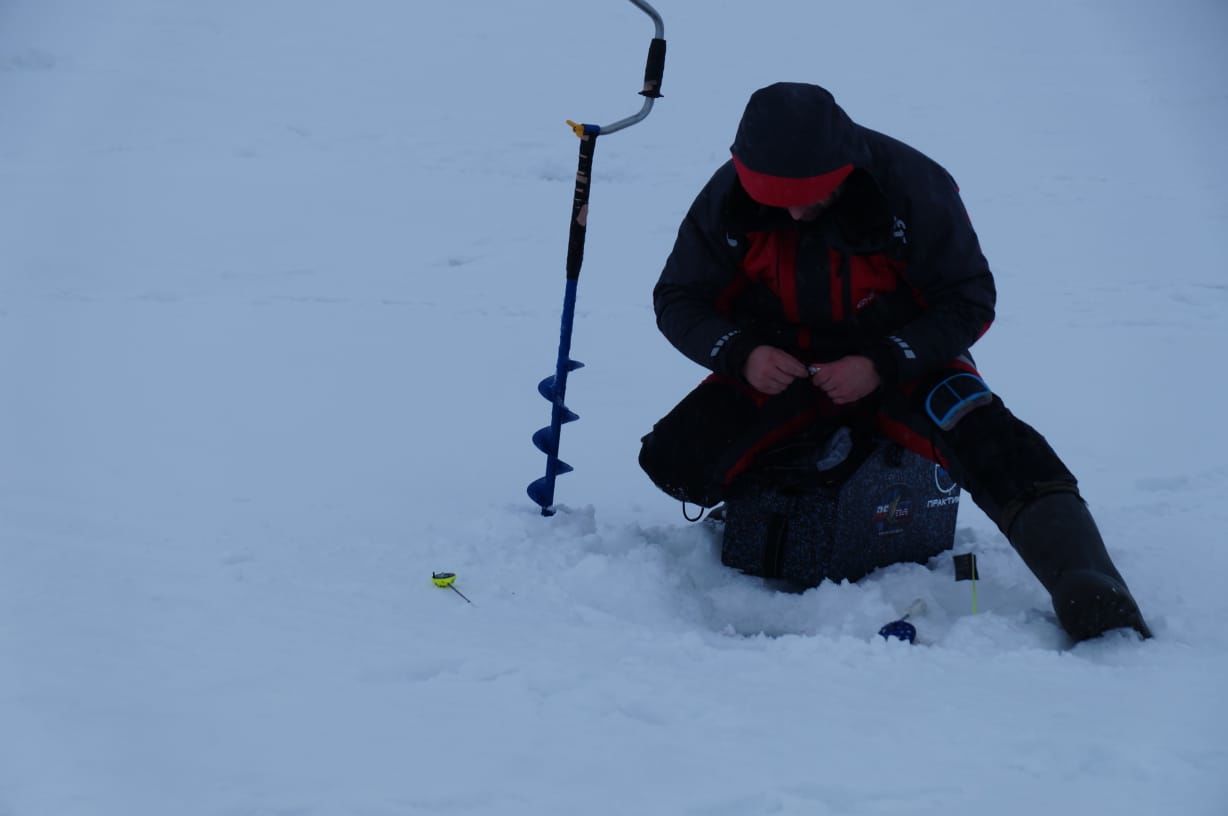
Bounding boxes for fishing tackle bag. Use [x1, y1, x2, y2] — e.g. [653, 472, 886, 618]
[719, 434, 960, 587]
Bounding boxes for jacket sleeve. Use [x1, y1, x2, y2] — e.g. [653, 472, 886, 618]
[862, 169, 996, 384]
[653, 165, 761, 379]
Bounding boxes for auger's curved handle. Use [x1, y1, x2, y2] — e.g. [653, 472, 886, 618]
[595, 0, 666, 136]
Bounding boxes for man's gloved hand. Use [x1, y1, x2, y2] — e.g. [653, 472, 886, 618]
[810, 355, 881, 404]
[743, 345, 809, 395]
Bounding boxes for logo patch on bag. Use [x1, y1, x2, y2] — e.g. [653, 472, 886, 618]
[872, 485, 914, 537]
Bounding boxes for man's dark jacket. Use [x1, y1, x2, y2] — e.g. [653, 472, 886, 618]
[654, 83, 997, 386]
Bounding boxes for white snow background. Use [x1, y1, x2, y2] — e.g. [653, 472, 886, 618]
[2, 1, 1227, 814]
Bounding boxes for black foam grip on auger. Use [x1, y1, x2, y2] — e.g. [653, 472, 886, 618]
[565, 131, 597, 280]
[640, 38, 666, 98]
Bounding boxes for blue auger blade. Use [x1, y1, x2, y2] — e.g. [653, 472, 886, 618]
[532, 426, 556, 455]
[533, 411, 580, 452]
[529, 356, 582, 514]
[531, 353, 583, 514]
[527, 476, 553, 510]
[537, 359, 585, 401]
[527, 457, 573, 514]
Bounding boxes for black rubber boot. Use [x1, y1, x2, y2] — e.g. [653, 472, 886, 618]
[1008, 491, 1152, 642]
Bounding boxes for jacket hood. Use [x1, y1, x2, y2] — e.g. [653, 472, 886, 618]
[730, 83, 871, 208]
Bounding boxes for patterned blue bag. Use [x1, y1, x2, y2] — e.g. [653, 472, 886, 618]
[720, 437, 960, 586]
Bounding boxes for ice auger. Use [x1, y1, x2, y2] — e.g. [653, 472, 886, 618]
[528, 0, 666, 516]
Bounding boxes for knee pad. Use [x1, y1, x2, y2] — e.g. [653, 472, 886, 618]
[925, 372, 993, 431]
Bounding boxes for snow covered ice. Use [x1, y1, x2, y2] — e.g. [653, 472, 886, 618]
[1, 1, 1226, 814]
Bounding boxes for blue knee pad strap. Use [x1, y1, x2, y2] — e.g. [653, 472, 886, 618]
[926, 373, 993, 431]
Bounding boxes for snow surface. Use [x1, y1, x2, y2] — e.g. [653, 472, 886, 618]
[2, 1, 1227, 813]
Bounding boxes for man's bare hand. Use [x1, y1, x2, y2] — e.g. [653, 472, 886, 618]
[744, 345, 809, 395]
[810, 355, 881, 405]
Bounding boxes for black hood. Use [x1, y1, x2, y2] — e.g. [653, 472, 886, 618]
[729, 83, 872, 206]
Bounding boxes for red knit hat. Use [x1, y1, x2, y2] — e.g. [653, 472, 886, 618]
[731, 156, 854, 207]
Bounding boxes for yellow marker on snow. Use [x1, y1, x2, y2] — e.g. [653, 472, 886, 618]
[432, 572, 472, 604]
